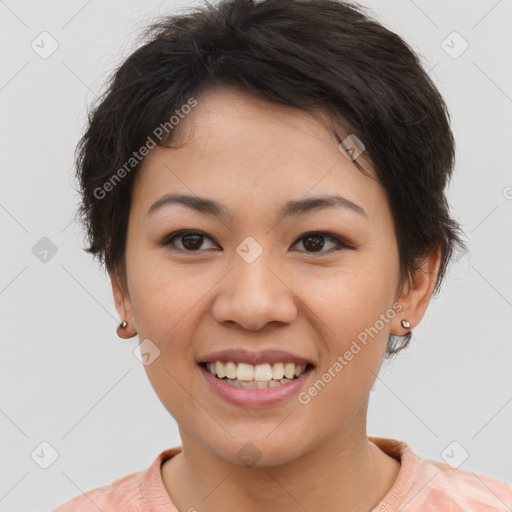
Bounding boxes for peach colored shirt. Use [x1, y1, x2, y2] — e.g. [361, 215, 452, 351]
[52, 437, 512, 511]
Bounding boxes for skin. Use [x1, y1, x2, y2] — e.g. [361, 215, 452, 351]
[110, 85, 441, 512]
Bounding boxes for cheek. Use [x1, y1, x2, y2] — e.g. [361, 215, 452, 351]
[301, 252, 399, 344]
[294, 247, 399, 398]
[295, 279, 392, 426]
[127, 259, 204, 423]
[127, 246, 206, 341]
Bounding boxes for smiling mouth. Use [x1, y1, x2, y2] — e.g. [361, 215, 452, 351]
[199, 361, 314, 389]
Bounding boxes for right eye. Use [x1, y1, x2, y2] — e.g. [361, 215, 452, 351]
[160, 230, 219, 252]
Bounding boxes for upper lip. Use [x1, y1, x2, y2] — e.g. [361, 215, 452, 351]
[197, 349, 314, 367]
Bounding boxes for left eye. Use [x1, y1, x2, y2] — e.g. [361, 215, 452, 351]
[160, 230, 350, 254]
[292, 232, 350, 254]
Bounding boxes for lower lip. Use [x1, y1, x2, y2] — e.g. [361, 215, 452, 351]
[198, 364, 313, 408]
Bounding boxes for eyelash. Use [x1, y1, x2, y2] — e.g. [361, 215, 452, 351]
[159, 230, 353, 255]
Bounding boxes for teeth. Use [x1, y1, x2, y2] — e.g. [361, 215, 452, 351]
[225, 361, 237, 379]
[240, 380, 259, 389]
[204, 361, 309, 382]
[284, 363, 295, 379]
[215, 361, 226, 379]
[294, 364, 306, 377]
[272, 362, 284, 380]
[254, 363, 272, 381]
[225, 377, 294, 389]
[236, 363, 254, 381]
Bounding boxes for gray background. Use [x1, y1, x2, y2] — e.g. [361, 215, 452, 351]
[1, 0, 511, 510]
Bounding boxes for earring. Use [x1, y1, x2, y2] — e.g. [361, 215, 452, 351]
[401, 319, 411, 329]
[117, 320, 132, 339]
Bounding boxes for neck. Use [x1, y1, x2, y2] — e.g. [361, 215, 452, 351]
[162, 426, 400, 512]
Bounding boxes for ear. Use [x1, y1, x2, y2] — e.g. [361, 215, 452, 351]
[108, 266, 137, 339]
[392, 246, 442, 335]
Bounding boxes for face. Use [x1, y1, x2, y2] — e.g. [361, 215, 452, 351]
[113, 86, 414, 467]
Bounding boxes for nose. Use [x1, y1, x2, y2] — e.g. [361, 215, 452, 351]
[211, 250, 298, 331]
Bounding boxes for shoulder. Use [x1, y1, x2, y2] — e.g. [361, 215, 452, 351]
[51, 447, 181, 512]
[51, 470, 144, 512]
[418, 458, 512, 511]
[401, 443, 512, 511]
[370, 437, 512, 511]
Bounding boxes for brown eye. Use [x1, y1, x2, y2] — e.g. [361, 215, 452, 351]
[161, 230, 218, 252]
[292, 232, 350, 254]
[160, 230, 351, 255]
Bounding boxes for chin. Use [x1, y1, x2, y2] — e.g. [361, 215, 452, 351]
[205, 433, 309, 469]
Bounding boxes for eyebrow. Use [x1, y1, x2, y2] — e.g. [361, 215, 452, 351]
[147, 193, 367, 219]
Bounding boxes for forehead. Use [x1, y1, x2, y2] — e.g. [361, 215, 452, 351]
[131, 86, 384, 221]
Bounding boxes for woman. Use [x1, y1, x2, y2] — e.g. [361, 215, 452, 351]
[53, 0, 512, 510]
